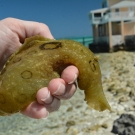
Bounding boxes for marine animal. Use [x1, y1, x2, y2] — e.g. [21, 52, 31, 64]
[0, 36, 111, 115]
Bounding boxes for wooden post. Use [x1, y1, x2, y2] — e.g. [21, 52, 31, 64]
[93, 24, 98, 44]
[108, 21, 113, 52]
[105, 23, 108, 36]
[121, 20, 125, 45]
[134, 22, 135, 35]
[95, 24, 98, 38]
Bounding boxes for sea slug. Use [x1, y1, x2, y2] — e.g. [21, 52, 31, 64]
[0, 36, 111, 115]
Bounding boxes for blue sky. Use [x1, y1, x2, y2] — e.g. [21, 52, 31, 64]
[0, 0, 102, 38]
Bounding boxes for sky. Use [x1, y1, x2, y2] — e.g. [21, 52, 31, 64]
[0, 0, 102, 39]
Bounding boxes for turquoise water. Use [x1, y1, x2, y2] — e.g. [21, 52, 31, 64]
[58, 36, 93, 48]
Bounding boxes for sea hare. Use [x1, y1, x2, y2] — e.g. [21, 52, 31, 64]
[0, 36, 111, 115]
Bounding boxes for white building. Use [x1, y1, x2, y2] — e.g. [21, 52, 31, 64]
[89, 0, 135, 51]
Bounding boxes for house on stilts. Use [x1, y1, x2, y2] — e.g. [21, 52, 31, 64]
[89, 0, 135, 52]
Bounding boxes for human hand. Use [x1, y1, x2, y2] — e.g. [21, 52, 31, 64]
[0, 18, 79, 119]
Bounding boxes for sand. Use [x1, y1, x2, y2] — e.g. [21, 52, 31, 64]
[0, 51, 135, 135]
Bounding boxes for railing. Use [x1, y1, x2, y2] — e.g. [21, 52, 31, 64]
[106, 11, 135, 20]
[70, 37, 93, 48]
[92, 11, 135, 23]
[91, 17, 102, 24]
[58, 37, 93, 48]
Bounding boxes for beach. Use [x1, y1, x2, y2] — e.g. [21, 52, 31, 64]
[0, 51, 135, 135]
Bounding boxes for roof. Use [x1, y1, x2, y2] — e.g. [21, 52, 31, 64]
[90, 8, 108, 13]
[110, 1, 135, 9]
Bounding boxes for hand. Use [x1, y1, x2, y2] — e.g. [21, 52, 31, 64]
[0, 18, 79, 119]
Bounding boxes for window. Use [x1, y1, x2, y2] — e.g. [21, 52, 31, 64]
[115, 8, 119, 15]
[115, 9, 119, 12]
[94, 13, 101, 18]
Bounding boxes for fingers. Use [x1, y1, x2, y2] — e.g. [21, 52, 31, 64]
[48, 78, 77, 100]
[36, 87, 61, 112]
[22, 21, 54, 39]
[21, 102, 49, 119]
[42, 97, 60, 113]
[36, 81, 76, 114]
[61, 65, 79, 84]
[3, 18, 54, 43]
[39, 65, 78, 100]
[36, 66, 78, 112]
[21, 88, 61, 119]
[23, 65, 79, 118]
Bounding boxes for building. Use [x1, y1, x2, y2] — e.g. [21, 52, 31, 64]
[89, 0, 135, 52]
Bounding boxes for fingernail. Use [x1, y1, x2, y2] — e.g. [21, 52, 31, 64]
[41, 111, 49, 120]
[41, 91, 53, 104]
[68, 74, 77, 84]
[53, 83, 66, 95]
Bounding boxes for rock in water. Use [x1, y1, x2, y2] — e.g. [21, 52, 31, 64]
[111, 114, 135, 135]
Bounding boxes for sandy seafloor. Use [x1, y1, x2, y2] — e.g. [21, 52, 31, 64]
[0, 51, 135, 135]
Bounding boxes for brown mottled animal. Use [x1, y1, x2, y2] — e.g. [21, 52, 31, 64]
[0, 36, 111, 115]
